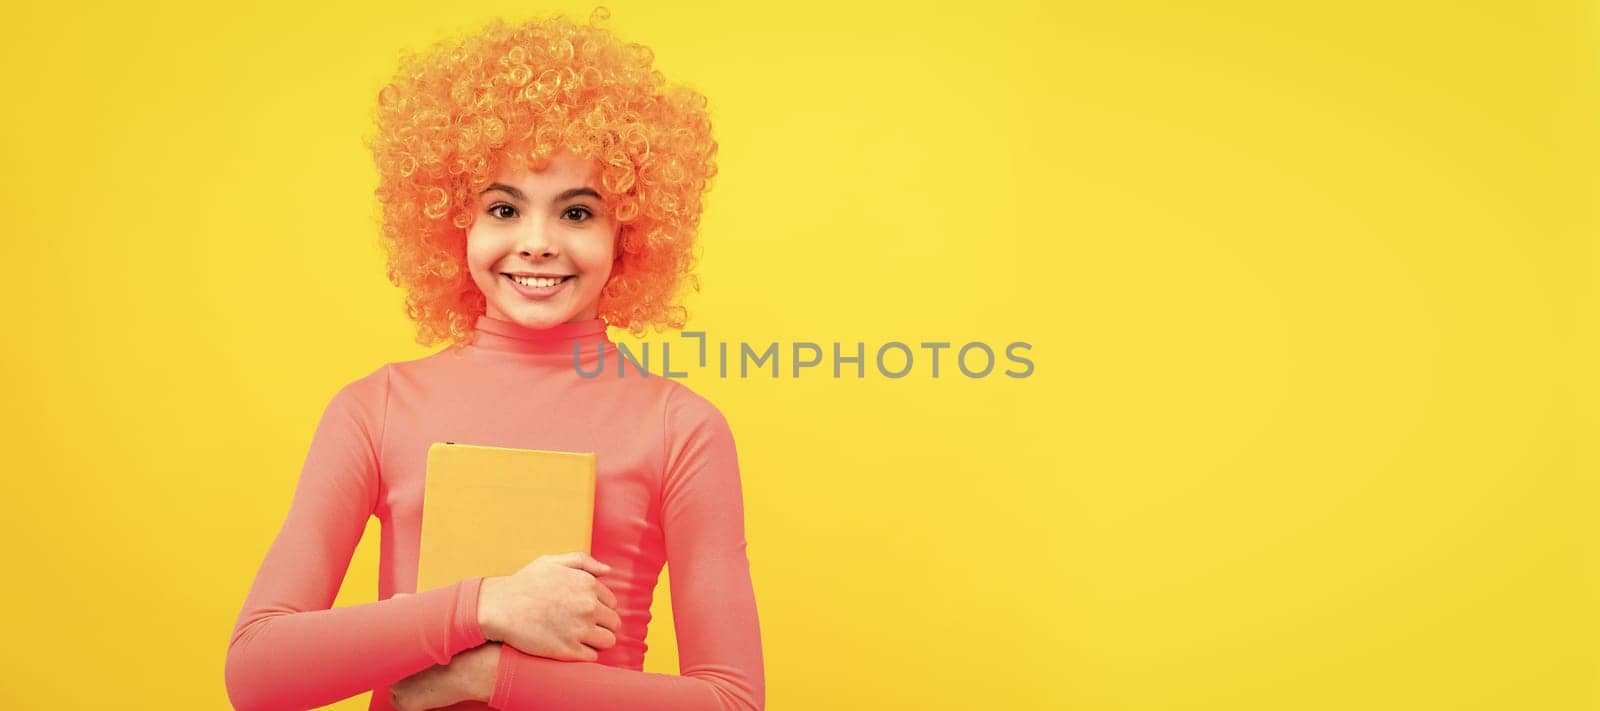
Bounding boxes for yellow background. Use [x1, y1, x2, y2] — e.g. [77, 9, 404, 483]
[1, 1, 1593, 709]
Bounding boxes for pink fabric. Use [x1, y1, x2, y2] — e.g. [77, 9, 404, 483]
[226, 315, 764, 711]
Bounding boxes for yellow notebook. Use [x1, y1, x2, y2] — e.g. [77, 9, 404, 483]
[416, 442, 597, 592]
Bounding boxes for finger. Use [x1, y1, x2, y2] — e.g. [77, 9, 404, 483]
[553, 550, 607, 572]
[595, 605, 622, 633]
[575, 643, 600, 662]
[549, 551, 585, 566]
[594, 581, 618, 609]
[583, 625, 617, 650]
[560, 550, 614, 576]
[582, 554, 611, 576]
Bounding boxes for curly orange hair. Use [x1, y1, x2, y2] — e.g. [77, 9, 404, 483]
[366, 8, 717, 348]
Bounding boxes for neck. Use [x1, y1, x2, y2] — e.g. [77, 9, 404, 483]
[468, 313, 613, 360]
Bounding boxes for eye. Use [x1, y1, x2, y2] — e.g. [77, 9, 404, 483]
[563, 205, 595, 222]
[487, 203, 518, 220]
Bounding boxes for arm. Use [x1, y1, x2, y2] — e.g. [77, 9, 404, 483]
[224, 367, 488, 711]
[487, 386, 766, 711]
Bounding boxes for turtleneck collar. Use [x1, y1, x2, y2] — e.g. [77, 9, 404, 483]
[468, 314, 614, 359]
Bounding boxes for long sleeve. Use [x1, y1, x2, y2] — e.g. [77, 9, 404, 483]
[487, 385, 765, 711]
[225, 367, 488, 711]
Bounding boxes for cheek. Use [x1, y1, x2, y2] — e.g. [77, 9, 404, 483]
[464, 231, 495, 273]
[577, 238, 617, 274]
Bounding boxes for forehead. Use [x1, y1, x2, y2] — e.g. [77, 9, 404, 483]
[494, 149, 601, 187]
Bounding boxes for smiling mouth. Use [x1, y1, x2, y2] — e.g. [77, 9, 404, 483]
[503, 273, 575, 288]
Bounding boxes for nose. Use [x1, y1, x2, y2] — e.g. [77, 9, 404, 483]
[514, 219, 558, 258]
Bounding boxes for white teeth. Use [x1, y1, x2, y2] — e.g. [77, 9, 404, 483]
[510, 275, 565, 288]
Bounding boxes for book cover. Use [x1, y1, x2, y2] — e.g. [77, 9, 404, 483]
[416, 442, 597, 592]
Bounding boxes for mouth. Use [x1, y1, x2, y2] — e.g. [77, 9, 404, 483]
[502, 272, 574, 299]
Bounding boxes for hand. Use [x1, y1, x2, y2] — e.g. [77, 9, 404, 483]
[388, 630, 499, 711]
[478, 552, 622, 662]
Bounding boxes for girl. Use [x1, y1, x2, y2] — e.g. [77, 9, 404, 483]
[224, 10, 763, 711]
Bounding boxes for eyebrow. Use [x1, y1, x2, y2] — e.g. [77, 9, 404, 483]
[480, 183, 602, 204]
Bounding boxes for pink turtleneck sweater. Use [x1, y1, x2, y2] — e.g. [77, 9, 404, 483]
[225, 315, 764, 711]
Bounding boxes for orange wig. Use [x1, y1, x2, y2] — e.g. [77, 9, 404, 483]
[366, 8, 717, 347]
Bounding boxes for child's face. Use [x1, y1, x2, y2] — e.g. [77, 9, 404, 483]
[467, 150, 618, 329]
